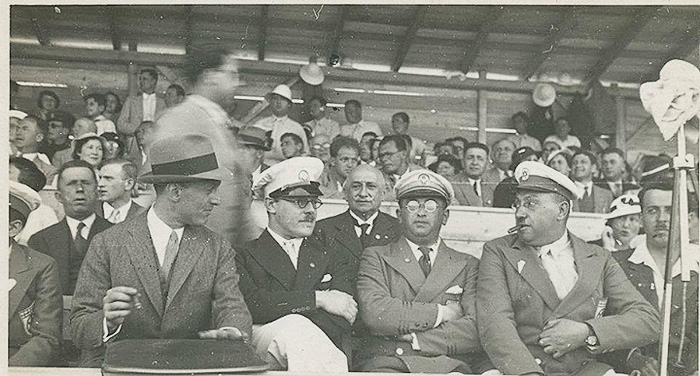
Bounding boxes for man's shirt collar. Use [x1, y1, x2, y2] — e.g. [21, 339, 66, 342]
[405, 237, 441, 265]
[349, 210, 379, 226]
[66, 213, 97, 238]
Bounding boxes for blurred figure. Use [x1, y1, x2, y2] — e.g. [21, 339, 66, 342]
[101, 132, 125, 161]
[391, 112, 425, 163]
[341, 99, 382, 142]
[131, 121, 155, 169]
[359, 132, 377, 164]
[164, 84, 186, 108]
[445, 136, 469, 161]
[319, 137, 361, 198]
[305, 96, 339, 140]
[280, 132, 304, 159]
[541, 140, 561, 165]
[35, 90, 60, 122]
[118, 67, 166, 161]
[103, 91, 122, 122]
[428, 153, 462, 180]
[41, 110, 75, 161]
[546, 149, 573, 177]
[596, 193, 643, 251]
[14, 115, 57, 181]
[309, 134, 331, 163]
[84, 93, 116, 135]
[544, 117, 581, 150]
[9, 156, 58, 245]
[237, 126, 271, 182]
[506, 111, 541, 151]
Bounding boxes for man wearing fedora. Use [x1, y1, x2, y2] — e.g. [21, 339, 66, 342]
[477, 161, 659, 376]
[70, 134, 252, 367]
[9, 181, 63, 366]
[236, 157, 355, 372]
[237, 126, 271, 183]
[253, 84, 309, 163]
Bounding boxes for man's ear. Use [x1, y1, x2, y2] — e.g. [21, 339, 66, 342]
[264, 197, 277, 214]
[124, 177, 136, 192]
[55, 190, 64, 205]
[557, 200, 571, 221]
[167, 183, 182, 202]
[9, 219, 25, 238]
[442, 208, 450, 225]
[36, 133, 45, 143]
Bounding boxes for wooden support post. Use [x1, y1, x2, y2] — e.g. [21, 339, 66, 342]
[612, 83, 627, 155]
[127, 64, 139, 97]
[477, 90, 488, 144]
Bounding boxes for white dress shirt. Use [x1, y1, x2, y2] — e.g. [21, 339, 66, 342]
[467, 178, 482, 197]
[19, 152, 52, 166]
[349, 210, 379, 238]
[267, 227, 304, 269]
[341, 120, 383, 142]
[536, 233, 578, 300]
[66, 213, 97, 240]
[574, 180, 594, 197]
[142, 93, 157, 122]
[103, 200, 134, 224]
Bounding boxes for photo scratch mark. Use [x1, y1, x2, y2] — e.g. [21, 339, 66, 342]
[312, 5, 324, 21]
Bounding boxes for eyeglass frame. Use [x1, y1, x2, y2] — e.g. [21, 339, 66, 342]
[277, 196, 323, 209]
[403, 199, 441, 213]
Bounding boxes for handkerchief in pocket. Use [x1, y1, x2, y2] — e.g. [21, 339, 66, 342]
[445, 285, 463, 295]
[9, 278, 17, 291]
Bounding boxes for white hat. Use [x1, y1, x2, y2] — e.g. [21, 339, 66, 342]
[606, 193, 641, 220]
[299, 61, 325, 85]
[9, 110, 28, 120]
[533, 83, 556, 107]
[252, 157, 324, 198]
[266, 84, 293, 103]
[394, 169, 455, 203]
[9, 181, 42, 220]
[514, 161, 583, 201]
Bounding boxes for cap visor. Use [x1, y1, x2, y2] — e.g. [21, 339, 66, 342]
[398, 188, 448, 201]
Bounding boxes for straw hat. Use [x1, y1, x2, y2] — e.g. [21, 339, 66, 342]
[299, 61, 325, 85]
[533, 83, 556, 107]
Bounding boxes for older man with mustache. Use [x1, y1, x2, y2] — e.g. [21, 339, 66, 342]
[235, 157, 356, 372]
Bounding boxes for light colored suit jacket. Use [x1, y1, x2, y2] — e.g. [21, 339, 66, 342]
[573, 184, 614, 214]
[451, 173, 497, 207]
[116, 93, 166, 136]
[9, 243, 62, 366]
[356, 238, 486, 373]
[477, 232, 660, 375]
[69, 213, 252, 366]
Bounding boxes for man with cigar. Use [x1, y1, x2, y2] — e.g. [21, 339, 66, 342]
[70, 134, 252, 367]
[477, 161, 660, 376]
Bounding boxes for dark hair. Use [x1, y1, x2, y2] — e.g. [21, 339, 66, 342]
[361, 132, 377, 140]
[510, 147, 539, 171]
[429, 153, 462, 174]
[85, 93, 106, 108]
[183, 45, 230, 84]
[140, 68, 158, 80]
[330, 136, 361, 158]
[57, 159, 97, 186]
[72, 135, 106, 162]
[572, 150, 598, 167]
[344, 99, 361, 108]
[379, 134, 408, 152]
[280, 132, 303, 146]
[547, 151, 573, 168]
[46, 110, 76, 128]
[102, 158, 138, 181]
[309, 96, 327, 106]
[511, 111, 529, 123]
[638, 181, 673, 209]
[392, 112, 409, 124]
[433, 141, 454, 155]
[446, 136, 469, 146]
[101, 132, 125, 159]
[105, 91, 122, 113]
[21, 115, 48, 137]
[37, 90, 60, 109]
[10, 156, 47, 191]
[167, 84, 186, 97]
[465, 142, 489, 156]
[600, 147, 625, 160]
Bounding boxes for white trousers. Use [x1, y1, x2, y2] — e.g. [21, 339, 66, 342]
[251, 314, 348, 372]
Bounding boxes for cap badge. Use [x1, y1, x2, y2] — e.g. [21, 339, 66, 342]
[520, 169, 529, 182]
[418, 173, 430, 185]
[298, 170, 310, 182]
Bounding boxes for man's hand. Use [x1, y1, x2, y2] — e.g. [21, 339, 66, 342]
[316, 290, 358, 324]
[601, 226, 617, 251]
[539, 319, 589, 358]
[103, 286, 140, 331]
[626, 348, 658, 376]
[439, 300, 463, 324]
[198, 327, 249, 341]
[396, 334, 413, 342]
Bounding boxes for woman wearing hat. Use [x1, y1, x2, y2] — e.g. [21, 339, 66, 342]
[72, 133, 107, 169]
[547, 149, 573, 178]
[101, 132, 125, 161]
[428, 153, 462, 180]
[593, 193, 643, 251]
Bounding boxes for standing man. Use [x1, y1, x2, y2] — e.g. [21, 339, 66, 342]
[378, 135, 424, 200]
[97, 159, 145, 224]
[237, 126, 271, 183]
[612, 182, 698, 376]
[305, 96, 340, 140]
[319, 137, 361, 199]
[253, 84, 309, 163]
[236, 157, 354, 372]
[485, 138, 516, 183]
[117, 67, 166, 158]
[85, 93, 117, 135]
[571, 151, 613, 213]
[356, 169, 492, 373]
[391, 112, 425, 163]
[70, 134, 252, 367]
[316, 164, 400, 274]
[506, 112, 542, 151]
[477, 161, 660, 376]
[342, 100, 382, 142]
[28, 160, 112, 295]
[596, 148, 638, 198]
[453, 142, 495, 207]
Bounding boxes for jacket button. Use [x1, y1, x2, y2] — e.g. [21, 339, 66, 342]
[396, 348, 404, 356]
[535, 358, 542, 365]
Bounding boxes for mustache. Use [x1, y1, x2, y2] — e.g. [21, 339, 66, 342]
[300, 215, 316, 222]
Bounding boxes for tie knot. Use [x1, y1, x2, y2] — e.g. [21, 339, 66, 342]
[357, 222, 370, 233]
[77, 222, 85, 231]
[418, 247, 432, 257]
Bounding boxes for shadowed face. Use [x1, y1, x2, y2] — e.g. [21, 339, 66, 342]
[641, 189, 672, 250]
[175, 180, 222, 226]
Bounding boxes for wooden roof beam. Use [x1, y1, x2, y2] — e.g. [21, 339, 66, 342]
[105, 7, 122, 51]
[29, 9, 50, 46]
[391, 5, 428, 72]
[328, 6, 348, 57]
[459, 6, 504, 74]
[258, 5, 269, 61]
[520, 7, 578, 81]
[583, 6, 660, 83]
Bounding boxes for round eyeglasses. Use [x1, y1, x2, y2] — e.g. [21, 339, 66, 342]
[279, 197, 323, 209]
[404, 199, 439, 213]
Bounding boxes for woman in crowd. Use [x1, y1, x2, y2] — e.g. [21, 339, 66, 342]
[428, 153, 462, 179]
[72, 133, 106, 170]
[35, 90, 60, 122]
[596, 193, 643, 251]
[546, 149, 573, 177]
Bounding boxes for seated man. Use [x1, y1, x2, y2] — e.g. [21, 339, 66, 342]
[70, 134, 252, 367]
[236, 157, 355, 372]
[14, 115, 57, 181]
[280, 132, 304, 159]
[612, 182, 698, 376]
[40, 110, 75, 161]
[478, 161, 660, 376]
[391, 112, 425, 164]
[9, 156, 58, 245]
[319, 137, 361, 199]
[485, 139, 516, 183]
[379, 135, 424, 201]
[453, 142, 495, 207]
[85, 93, 117, 135]
[28, 160, 112, 295]
[98, 159, 145, 224]
[309, 134, 332, 164]
[52, 117, 98, 170]
[595, 148, 638, 199]
[571, 151, 613, 213]
[9, 181, 62, 366]
[356, 170, 492, 373]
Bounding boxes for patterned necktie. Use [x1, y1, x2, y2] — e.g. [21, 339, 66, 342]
[357, 223, 371, 248]
[418, 247, 432, 277]
[160, 231, 179, 282]
[473, 181, 480, 196]
[74, 222, 89, 255]
[108, 209, 120, 224]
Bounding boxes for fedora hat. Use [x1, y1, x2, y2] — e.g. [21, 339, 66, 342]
[299, 61, 325, 85]
[533, 83, 556, 107]
[138, 134, 233, 184]
[238, 126, 271, 151]
[265, 84, 293, 103]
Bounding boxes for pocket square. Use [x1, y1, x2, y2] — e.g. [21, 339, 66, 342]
[445, 285, 463, 295]
[517, 260, 526, 274]
[321, 274, 333, 283]
[9, 278, 16, 291]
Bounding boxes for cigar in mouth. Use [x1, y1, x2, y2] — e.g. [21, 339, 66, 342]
[508, 224, 524, 234]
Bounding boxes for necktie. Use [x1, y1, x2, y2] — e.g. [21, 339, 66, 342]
[615, 182, 623, 197]
[74, 222, 89, 255]
[418, 247, 432, 277]
[357, 223, 371, 248]
[160, 231, 179, 282]
[108, 209, 120, 224]
[583, 186, 590, 199]
[473, 181, 480, 196]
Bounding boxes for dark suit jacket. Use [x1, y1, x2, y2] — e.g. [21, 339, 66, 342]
[314, 210, 400, 275]
[477, 232, 660, 376]
[9, 243, 62, 366]
[573, 184, 614, 214]
[612, 248, 698, 376]
[28, 216, 112, 295]
[594, 178, 639, 199]
[451, 172, 497, 207]
[356, 238, 489, 373]
[235, 230, 355, 346]
[97, 201, 146, 223]
[70, 212, 252, 367]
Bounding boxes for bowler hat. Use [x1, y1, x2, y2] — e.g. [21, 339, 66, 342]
[138, 134, 233, 184]
[238, 127, 271, 151]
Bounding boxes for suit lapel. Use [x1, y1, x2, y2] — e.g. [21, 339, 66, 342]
[248, 230, 296, 290]
[382, 238, 426, 294]
[334, 212, 363, 259]
[294, 238, 327, 290]
[552, 235, 605, 318]
[507, 237, 561, 310]
[368, 213, 398, 247]
[125, 215, 164, 317]
[165, 226, 206, 310]
[414, 243, 467, 303]
[88, 217, 110, 241]
[9, 245, 34, 320]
